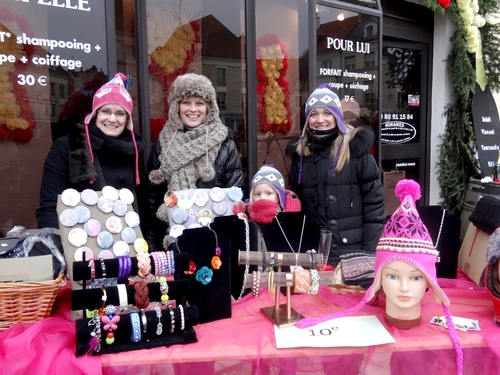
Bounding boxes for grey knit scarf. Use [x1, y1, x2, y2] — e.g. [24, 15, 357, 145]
[149, 121, 228, 191]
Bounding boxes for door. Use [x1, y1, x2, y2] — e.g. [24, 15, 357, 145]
[380, 41, 429, 203]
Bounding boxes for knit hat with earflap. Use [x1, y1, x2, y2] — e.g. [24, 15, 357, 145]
[250, 164, 286, 210]
[296, 179, 463, 375]
[297, 84, 348, 185]
[83, 72, 140, 185]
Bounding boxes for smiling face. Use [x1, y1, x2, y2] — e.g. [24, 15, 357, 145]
[381, 260, 429, 318]
[308, 107, 337, 131]
[95, 104, 128, 137]
[179, 97, 208, 128]
[252, 184, 280, 204]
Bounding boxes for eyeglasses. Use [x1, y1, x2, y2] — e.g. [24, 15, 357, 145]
[98, 109, 127, 120]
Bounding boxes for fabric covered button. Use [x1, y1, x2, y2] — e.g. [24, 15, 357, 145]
[81, 189, 99, 206]
[84, 219, 102, 238]
[68, 228, 88, 247]
[59, 208, 79, 227]
[192, 190, 209, 207]
[125, 211, 140, 228]
[97, 196, 114, 213]
[102, 186, 119, 201]
[106, 216, 123, 234]
[121, 227, 137, 244]
[119, 188, 134, 205]
[74, 205, 91, 224]
[97, 231, 114, 250]
[212, 201, 227, 215]
[61, 188, 81, 207]
[209, 187, 225, 202]
[112, 200, 128, 217]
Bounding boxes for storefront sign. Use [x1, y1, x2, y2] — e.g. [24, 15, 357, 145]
[13, 0, 91, 12]
[472, 84, 500, 178]
[380, 113, 417, 144]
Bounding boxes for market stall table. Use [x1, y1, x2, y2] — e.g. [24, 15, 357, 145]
[1, 271, 499, 375]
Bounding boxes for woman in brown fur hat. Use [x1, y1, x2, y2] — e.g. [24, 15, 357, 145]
[146, 73, 243, 250]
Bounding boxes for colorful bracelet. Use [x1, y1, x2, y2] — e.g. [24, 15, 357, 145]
[155, 305, 163, 336]
[294, 268, 311, 294]
[309, 269, 320, 294]
[130, 311, 141, 342]
[137, 252, 152, 280]
[158, 276, 169, 304]
[168, 305, 175, 334]
[102, 305, 120, 345]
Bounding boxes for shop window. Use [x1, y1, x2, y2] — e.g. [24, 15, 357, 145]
[51, 82, 56, 97]
[217, 92, 226, 109]
[322, 59, 333, 69]
[59, 84, 66, 99]
[365, 53, 375, 68]
[345, 56, 356, 70]
[217, 67, 227, 87]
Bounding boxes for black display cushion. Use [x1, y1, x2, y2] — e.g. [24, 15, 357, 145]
[177, 227, 232, 324]
[75, 305, 198, 356]
[71, 279, 192, 310]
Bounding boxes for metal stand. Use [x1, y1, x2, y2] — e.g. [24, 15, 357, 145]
[260, 272, 304, 328]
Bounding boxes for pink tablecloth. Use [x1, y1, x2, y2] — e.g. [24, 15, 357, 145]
[1, 271, 499, 375]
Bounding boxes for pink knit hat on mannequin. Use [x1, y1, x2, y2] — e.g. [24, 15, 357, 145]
[84, 72, 140, 185]
[296, 179, 463, 375]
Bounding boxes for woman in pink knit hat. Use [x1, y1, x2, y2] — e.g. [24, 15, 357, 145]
[36, 73, 151, 236]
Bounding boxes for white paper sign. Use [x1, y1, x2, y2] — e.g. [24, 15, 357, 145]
[274, 315, 395, 349]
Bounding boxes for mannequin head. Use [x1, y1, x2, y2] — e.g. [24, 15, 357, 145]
[381, 260, 429, 327]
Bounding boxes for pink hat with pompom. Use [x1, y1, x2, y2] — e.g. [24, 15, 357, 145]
[296, 179, 463, 375]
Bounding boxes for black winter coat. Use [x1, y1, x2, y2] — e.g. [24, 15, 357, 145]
[36, 125, 152, 236]
[287, 126, 386, 266]
[146, 135, 244, 250]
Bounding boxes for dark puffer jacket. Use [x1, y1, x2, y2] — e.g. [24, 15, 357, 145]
[287, 125, 386, 266]
[145, 134, 243, 250]
[36, 123, 152, 234]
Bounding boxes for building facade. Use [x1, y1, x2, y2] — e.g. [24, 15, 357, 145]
[0, 0, 456, 230]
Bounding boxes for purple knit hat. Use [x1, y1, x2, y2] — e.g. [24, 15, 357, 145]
[250, 164, 286, 210]
[83, 73, 140, 185]
[304, 83, 347, 134]
[296, 179, 463, 375]
[297, 84, 347, 185]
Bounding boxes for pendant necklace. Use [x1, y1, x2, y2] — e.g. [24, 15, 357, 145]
[276, 215, 306, 267]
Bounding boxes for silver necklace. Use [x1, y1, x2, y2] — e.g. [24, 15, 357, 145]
[276, 215, 306, 266]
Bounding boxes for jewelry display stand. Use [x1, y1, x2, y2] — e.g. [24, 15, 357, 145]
[72, 252, 198, 356]
[239, 251, 335, 328]
[177, 227, 232, 323]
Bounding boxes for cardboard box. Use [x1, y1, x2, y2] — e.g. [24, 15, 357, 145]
[0, 255, 53, 282]
[457, 222, 489, 285]
[383, 171, 406, 215]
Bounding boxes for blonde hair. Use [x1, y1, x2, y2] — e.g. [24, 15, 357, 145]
[296, 124, 359, 173]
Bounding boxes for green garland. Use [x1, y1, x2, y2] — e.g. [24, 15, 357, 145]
[427, 0, 500, 216]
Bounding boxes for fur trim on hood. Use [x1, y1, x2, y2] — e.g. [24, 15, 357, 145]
[167, 73, 219, 130]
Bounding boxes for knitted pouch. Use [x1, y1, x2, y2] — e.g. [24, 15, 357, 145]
[468, 195, 500, 235]
[284, 189, 301, 213]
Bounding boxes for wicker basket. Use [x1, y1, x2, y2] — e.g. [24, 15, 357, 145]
[0, 272, 67, 331]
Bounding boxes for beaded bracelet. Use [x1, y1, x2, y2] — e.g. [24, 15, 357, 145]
[100, 258, 107, 281]
[252, 271, 261, 297]
[155, 305, 163, 336]
[167, 250, 175, 276]
[309, 269, 320, 294]
[158, 276, 169, 304]
[168, 305, 175, 334]
[179, 304, 185, 331]
[88, 316, 102, 353]
[130, 311, 142, 343]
